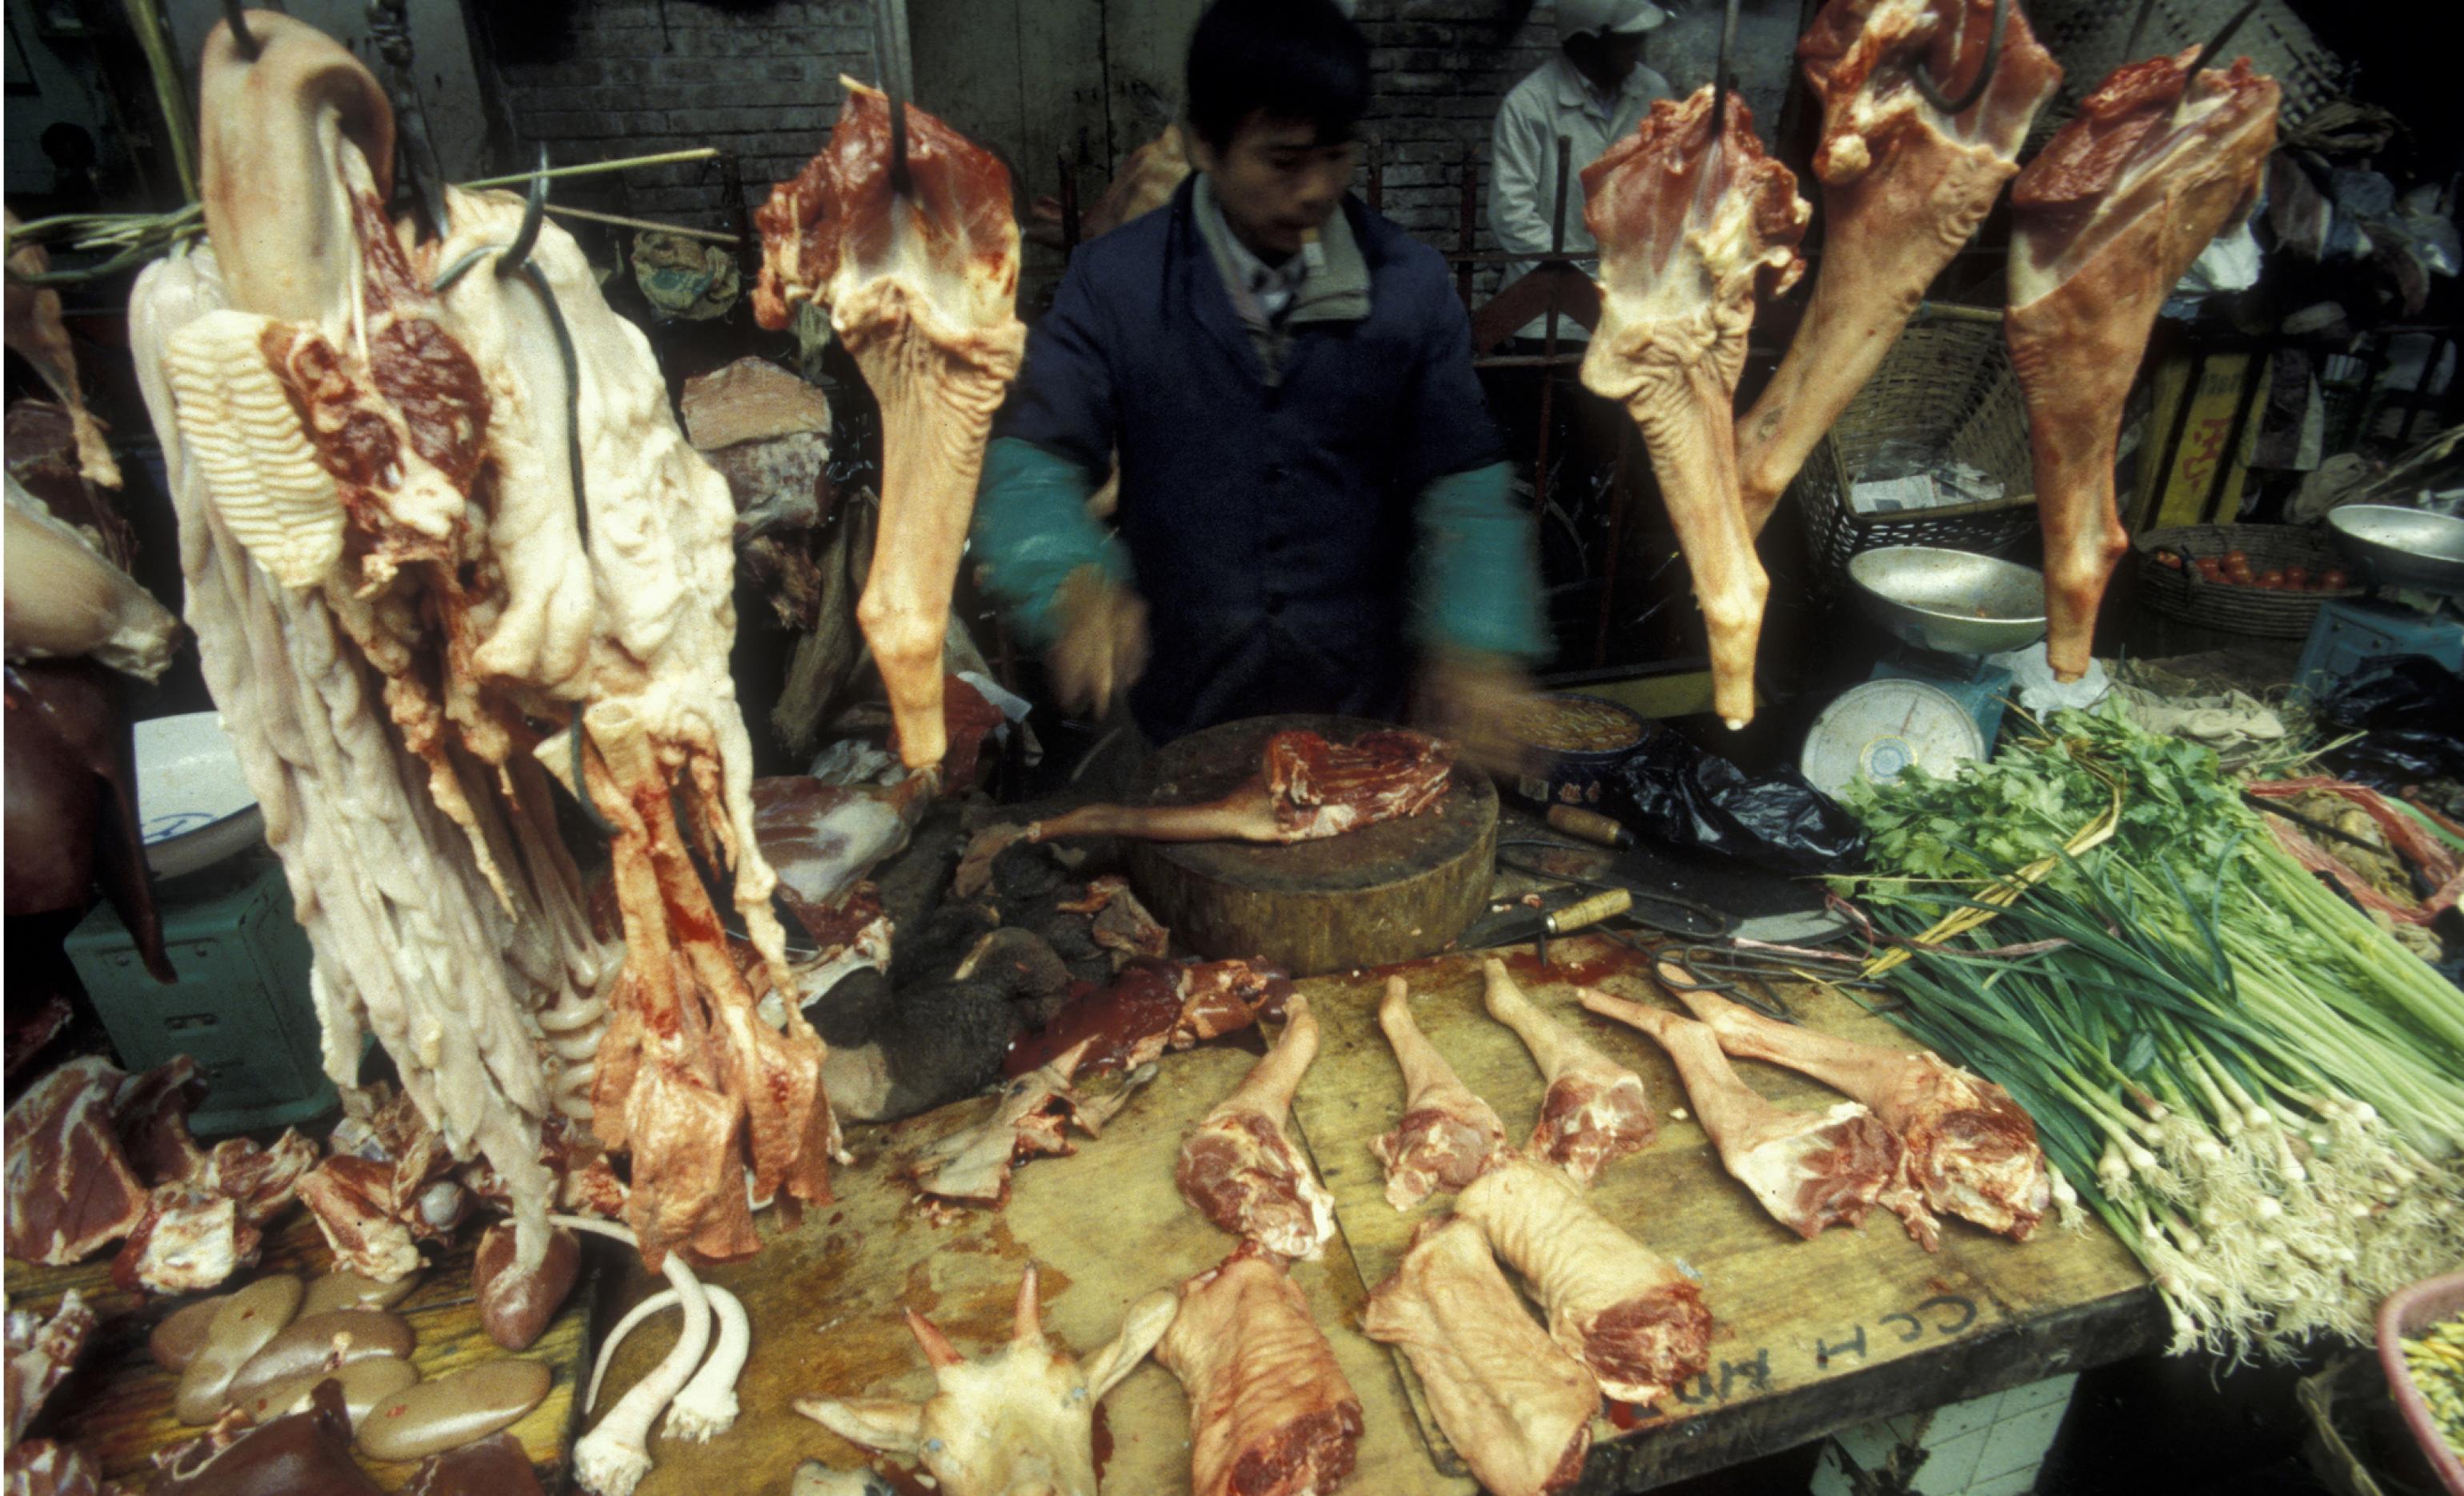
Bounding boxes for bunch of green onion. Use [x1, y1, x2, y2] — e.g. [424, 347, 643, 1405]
[1837, 706, 2464, 1361]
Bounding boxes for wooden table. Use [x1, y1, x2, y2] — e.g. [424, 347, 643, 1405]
[599, 934, 2157, 1495]
[605, 1046, 1478, 1496]
[3, 1214, 589, 1490]
[1287, 937, 2162, 1492]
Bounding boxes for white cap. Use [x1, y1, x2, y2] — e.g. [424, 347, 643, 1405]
[1557, 0, 1669, 38]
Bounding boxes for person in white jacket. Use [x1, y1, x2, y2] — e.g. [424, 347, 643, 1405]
[1487, 0, 1673, 347]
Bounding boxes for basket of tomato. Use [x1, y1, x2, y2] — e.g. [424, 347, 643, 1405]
[2134, 523, 2364, 638]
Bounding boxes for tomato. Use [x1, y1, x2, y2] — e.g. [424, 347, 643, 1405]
[2223, 550, 2250, 572]
[2158, 550, 2185, 570]
[2259, 569, 2286, 589]
[2321, 567, 2351, 590]
[2284, 565, 2310, 587]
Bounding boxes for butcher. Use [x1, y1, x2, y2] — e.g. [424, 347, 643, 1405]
[1488, 0, 1673, 346]
[972, 0, 1547, 767]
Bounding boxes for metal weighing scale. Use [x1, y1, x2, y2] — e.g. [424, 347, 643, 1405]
[1801, 546, 2051, 797]
[2296, 506, 2464, 695]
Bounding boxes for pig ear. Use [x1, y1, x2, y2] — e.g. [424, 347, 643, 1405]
[904, 1308, 964, 1371]
[1081, 1289, 1178, 1401]
[794, 1396, 927, 1454]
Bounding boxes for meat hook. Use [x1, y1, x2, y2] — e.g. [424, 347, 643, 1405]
[2120, 0, 2159, 62]
[222, 0, 259, 61]
[876, 6, 912, 198]
[499, 146, 551, 270]
[2190, 0, 2262, 71]
[1708, 0, 1741, 142]
[1909, 0, 2007, 116]
[430, 150, 614, 838]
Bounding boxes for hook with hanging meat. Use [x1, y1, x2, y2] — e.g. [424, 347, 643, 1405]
[2120, 0, 2158, 62]
[221, 0, 260, 60]
[430, 150, 611, 838]
[875, 6, 913, 197]
[1709, 0, 1740, 142]
[2190, 0, 2262, 71]
[1909, 0, 2007, 115]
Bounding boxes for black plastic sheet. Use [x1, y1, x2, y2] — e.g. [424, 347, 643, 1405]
[1603, 730, 1865, 874]
[2314, 654, 2464, 787]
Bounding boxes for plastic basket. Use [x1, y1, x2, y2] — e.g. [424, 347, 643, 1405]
[1788, 320, 2038, 594]
[2132, 522, 2363, 638]
[2376, 1269, 2464, 1495]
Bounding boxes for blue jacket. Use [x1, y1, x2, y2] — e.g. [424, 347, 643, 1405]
[975, 176, 1545, 744]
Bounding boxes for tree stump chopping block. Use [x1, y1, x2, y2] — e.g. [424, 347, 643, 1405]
[1124, 714, 1497, 976]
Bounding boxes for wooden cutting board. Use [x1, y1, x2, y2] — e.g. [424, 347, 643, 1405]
[1281, 938, 2160, 1490]
[2, 1212, 588, 1490]
[1124, 714, 1499, 975]
[603, 1044, 1476, 1496]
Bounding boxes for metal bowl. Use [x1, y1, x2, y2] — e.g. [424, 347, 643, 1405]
[2326, 505, 2464, 596]
[135, 712, 266, 879]
[1846, 546, 2049, 656]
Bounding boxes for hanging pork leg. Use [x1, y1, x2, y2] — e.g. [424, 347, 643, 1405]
[1580, 88, 1808, 729]
[1734, 0, 2061, 529]
[752, 80, 1024, 772]
[2006, 50, 2278, 679]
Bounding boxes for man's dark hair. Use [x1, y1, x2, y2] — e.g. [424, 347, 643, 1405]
[1184, 0, 1371, 153]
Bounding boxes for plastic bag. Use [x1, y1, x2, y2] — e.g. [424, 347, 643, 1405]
[2314, 654, 2464, 788]
[1602, 730, 1865, 874]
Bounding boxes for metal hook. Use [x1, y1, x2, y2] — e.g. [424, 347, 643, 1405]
[499, 147, 550, 274]
[1910, 0, 2007, 115]
[1709, 0, 1740, 142]
[222, 0, 260, 61]
[876, 6, 912, 198]
[2190, 0, 2261, 71]
[2120, 0, 2159, 62]
[425, 153, 611, 840]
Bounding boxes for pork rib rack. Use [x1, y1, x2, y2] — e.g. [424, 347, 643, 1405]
[1157, 1242, 1364, 1496]
[1457, 1152, 1713, 1408]
[1361, 1215, 1597, 1496]
[2007, 49, 2278, 680]
[1580, 86, 1808, 730]
[754, 79, 1025, 771]
[1733, 0, 2061, 529]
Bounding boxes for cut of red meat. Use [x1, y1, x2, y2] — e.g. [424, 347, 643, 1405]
[3, 1058, 148, 1267]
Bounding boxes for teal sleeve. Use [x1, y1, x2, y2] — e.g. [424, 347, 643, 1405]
[1412, 460, 1551, 661]
[971, 437, 1133, 650]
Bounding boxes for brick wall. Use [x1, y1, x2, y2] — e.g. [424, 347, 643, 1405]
[472, 0, 1796, 270]
[473, 0, 880, 234]
[1352, 0, 1797, 295]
